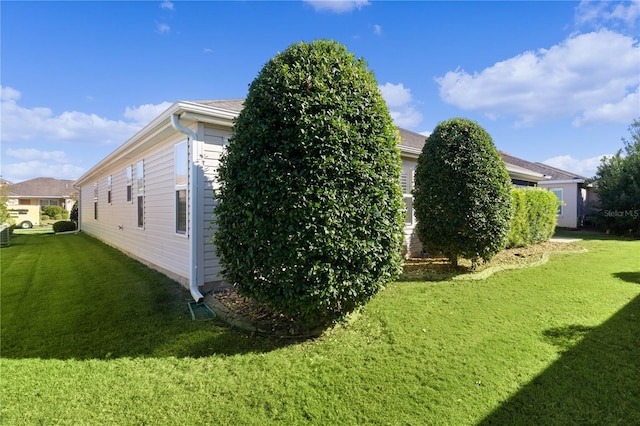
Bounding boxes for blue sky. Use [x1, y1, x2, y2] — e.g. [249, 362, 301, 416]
[1, 0, 638, 183]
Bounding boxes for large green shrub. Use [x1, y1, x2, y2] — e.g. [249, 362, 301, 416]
[527, 188, 559, 244]
[214, 40, 405, 326]
[413, 118, 512, 267]
[506, 187, 559, 248]
[53, 221, 77, 233]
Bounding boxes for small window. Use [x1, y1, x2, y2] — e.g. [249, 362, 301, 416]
[176, 189, 187, 234]
[93, 182, 98, 220]
[137, 161, 144, 228]
[551, 188, 563, 215]
[126, 166, 132, 202]
[107, 175, 112, 204]
[175, 142, 188, 234]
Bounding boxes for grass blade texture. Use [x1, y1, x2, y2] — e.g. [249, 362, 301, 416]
[1, 231, 639, 425]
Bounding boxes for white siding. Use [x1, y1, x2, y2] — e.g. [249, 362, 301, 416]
[201, 125, 232, 284]
[78, 132, 191, 286]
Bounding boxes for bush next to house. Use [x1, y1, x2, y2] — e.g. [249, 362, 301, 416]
[214, 39, 405, 327]
[506, 188, 559, 248]
[70, 201, 78, 223]
[413, 118, 512, 268]
[53, 221, 77, 233]
[42, 205, 63, 219]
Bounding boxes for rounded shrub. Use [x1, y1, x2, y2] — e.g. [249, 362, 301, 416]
[42, 205, 63, 218]
[41, 215, 51, 221]
[214, 39, 405, 326]
[526, 188, 559, 244]
[53, 220, 77, 233]
[413, 118, 512, 267]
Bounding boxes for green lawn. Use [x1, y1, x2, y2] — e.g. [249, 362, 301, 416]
[1, 231, 639, 425]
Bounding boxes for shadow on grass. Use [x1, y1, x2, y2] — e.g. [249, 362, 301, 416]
[614, 271, 640, 284]
[553, 228, 638, 241]
[478, 293, 640, 425]
[0, 234, 308, 361]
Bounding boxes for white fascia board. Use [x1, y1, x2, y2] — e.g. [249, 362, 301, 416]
[538, 179, 585, 185]
[399, 145, 421, 159]
[75, 102, 238, 187]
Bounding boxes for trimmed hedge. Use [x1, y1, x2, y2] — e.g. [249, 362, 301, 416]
[214, 40, 405, 326]
[413, 118, 512, 267]
[506, 188, 559, 248]
[53, 221, 77, 233]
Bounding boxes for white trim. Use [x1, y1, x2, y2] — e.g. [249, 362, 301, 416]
[539, 179, 585, 184]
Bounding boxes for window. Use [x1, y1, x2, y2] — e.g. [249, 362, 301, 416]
[126, 166, 132, 202]
[107, 175, 112, 204]
[175, 141, 188, 234]
[551, 188, 563, 215]
[400, 165, 415, 226]
[137, 161, 144, 228]
[93, 182, 98, 220]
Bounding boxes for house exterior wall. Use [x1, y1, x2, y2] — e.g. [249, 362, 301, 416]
[200, 124, 232, 286]
[538, 181, 583, 228]
[78, 131, 192, 287]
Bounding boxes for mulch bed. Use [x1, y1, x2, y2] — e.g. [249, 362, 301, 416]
[206, 240, 584, 335]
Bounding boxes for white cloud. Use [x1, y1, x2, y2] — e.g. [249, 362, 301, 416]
[575, 0, 640, 30]
[573, 86, 640, 127]
[203, 48, 213, 54]
[436, 30, 639, 127]
[0, 86, 170, 145]
[303, 0, 370, 13]
[160, 1, 174, 11]
[373, 24, 382, 36]
[1, 86, 21, 102]
[378, 82, 423, 128]
[6, 148, 69, 163]
[124, 102, 172, 125]
[1, 161, 85, 182]
[157, 23, 171, 34]
[542, 154, 611, 178]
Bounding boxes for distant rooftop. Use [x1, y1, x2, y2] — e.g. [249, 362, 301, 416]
[7, 177, 77, 198]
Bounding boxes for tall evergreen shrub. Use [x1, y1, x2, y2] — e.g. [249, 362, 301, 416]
[413, 118, 512, 267]
[526, 188, 560, 244]
[214, 40, 405, 326]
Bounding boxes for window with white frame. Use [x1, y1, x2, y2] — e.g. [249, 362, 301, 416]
[175, 141, 188, 234]
[107, 175, 112, 204]
[401, 165, 415, 226]
[137, 160, 144, 228]
[93, 182, 98, 220]
[126, 166, 133, 202]
[550, 188, 563, 215]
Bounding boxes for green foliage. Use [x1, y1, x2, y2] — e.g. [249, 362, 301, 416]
[594, 118, 640, 235]
[53, 220, 77, 233]
[214, 40, 405, 326]
[42, 205, 63, 218]
[506, 188, 559, 248]
[413, 118, 513, 266]
[41, 215, 51, 221]
[506, 188, 530, 248]
[526, 188, 560, 244]
[0, 184, 12, 225]
[70, 201, 78, 222]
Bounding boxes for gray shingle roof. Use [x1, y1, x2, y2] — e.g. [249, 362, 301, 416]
[191, 99, 244, 113]
[500, 151, 587, 180]
[7, 177, 77, 198]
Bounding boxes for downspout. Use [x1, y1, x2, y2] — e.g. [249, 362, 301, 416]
[171, 113, 204, 303]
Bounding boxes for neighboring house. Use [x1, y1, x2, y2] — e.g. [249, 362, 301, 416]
[5, 177, 77, 213]
[500, 152, 594, 229]
[75, 99, 425, 302]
